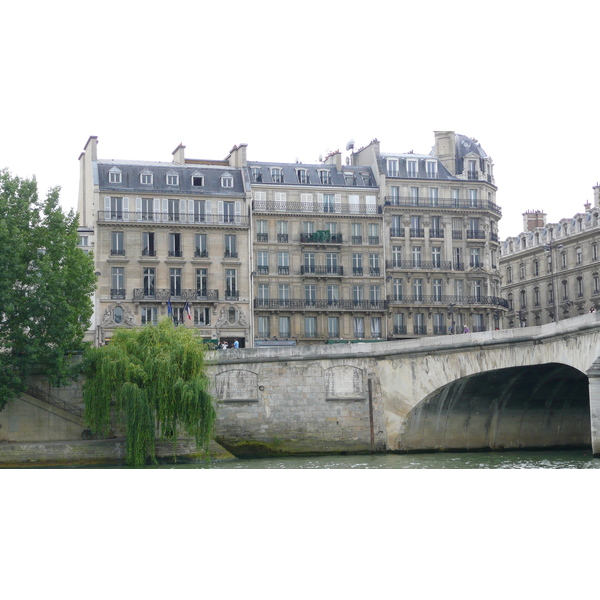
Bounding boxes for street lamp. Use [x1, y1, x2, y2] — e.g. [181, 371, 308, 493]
[448, 303, 456, 335]
[544, 242, 563, 323]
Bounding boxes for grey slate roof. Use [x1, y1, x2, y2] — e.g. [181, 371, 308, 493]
[96, 160, 245, 196]
[246, 161, 376, 188]
[380, 154, 457, 181]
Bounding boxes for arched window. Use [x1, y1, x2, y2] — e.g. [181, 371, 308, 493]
[114, 306, 123, 324]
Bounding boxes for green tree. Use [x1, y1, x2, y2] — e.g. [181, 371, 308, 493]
[0, 169, 96, 410]
[82, 319, 216, 466]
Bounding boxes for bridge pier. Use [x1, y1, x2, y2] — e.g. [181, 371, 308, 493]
[586, 357, 600, 456]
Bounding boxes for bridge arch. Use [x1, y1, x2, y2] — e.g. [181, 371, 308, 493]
[397, 363, 590, 452]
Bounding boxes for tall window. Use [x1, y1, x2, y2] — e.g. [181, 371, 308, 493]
[429, 188, 439, 206]
[194, 307, 210, 326]
[393, 278, 403, 301]
[257, 251, 269, 274]
[109, 196, 123, 220]
[225, 235, 237, 258]
[257, 283, 269, 305]
[279, 316, 291, 338]
[394, 312, 405, 334]
[195, 233, 208, 257]
[433, 278, 443, 302]
[258, 316, 270, 338]
[196, 268, 208, 297]
[413, 278, 423, 301]
[111, 231, 124, 255]
[470, 248, 481, 268]
[141, 197, 154, 220]
[143, 268, 155, 298]
[192, 200, 208, 223]
[387, 159, 399, 177]
[410, 187, 419, 206]
[370, 317, 381, 338]
[323, 194, 335, 213]
[369, 285, 381, 303]
[141, 307, 157, 325]
[305, 284, 316, 305]
[327, 317, 339, 338]
[412, 246, 422, 267]
[278, 284, 290, 301]
[305, 317, 317, 337]
[277, 221, 288, 242]
[327, 285, 339, 304]
[278, 252, 289, 274]
[169, 268, 182, 297]
[353, 253, 363, 275]
[169, 232, 182, 257]
[469, 189, 478, 207]
[392, 246, 402, 267]
[354, 317, 365, 338]
[353, 285, 364, 303]
[473, 280, 482, 302]
[406, 160, 418, 177]
[111, 267, 124, 298]
[270, 168, 282, 183]
[168, 198, 180, 221]
[225, 269, 237, 299]
[369, 253, 380, 276]
[109, 169, 122, 184]
[142, 232, 155, 256]
[432, 247, 441, 268]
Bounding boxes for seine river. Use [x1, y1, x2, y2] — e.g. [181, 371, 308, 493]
[140, 448, 600, 469]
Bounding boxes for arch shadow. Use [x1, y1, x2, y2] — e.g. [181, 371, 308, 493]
[398, 363, 591, 452]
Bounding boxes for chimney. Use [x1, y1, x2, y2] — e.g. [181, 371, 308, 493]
[84, 135, 98, 161]
[522, 210, 547, 232]
[227, 143, 248, 168]
[324, 150, 342, 171]
[172, 143, 186, 164]
[593, 183, 600, 208]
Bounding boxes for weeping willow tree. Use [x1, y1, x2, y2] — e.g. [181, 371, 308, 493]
[82, 318, 216, 466]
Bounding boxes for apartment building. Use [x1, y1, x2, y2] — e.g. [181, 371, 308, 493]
[78, 131, 507, 346]
[500, 189, 600, 327]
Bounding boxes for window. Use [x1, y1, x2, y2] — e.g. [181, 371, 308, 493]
[469, 189, 478, 207]
[412, 246, 422, 267]
[257, 284, 269, 306]
[429, 188, 439, 207]
[270, 168, 283, 183]
[78, 235, 89, 247]
[141, 307, 158, 325]
[520, 263, 525, 279]
[170, 268, 182, 297]
[328, 317, 339, 338]
[108, 168, 122, 184]
[305, 316, 317, 337]
[470, 248, 481, 268]
[594, 243, 598, 262]
[387, 159, 399, 177]
[432, 247, 441, 268]
[326, 253, 339, 274]
[520, 289, 527, 308]
[323, 194, 335, 213]
[113, 306, 123, 324]
[222, 201, 237, 224]
[109, 196, 124, 220]
[142, 232, 155, 256]
[368, 223, 379, 244]
[391, 216, 402, 238]
[225, 269, 237, 299]
[410, 187, 419, 206]
[393, 278, 403, 301]
[111, 267, 124, 298]
[352, 222, 362, 244]
[111, 231, 124, 256]
[278, 252, 289, 274]
[278, 284, 290, 301]
[577, 247, 582, 265]
[413, 312, 425, 335]
[143, 268, 155, 298]
[451, 189, 459, 207]
[426, 160, 437, 178]
[140, 171, 153, 185]
[192, 175, 204, 187]
[194, 307, 210, 326]
[548, 284, 554, 305]
[369, 285, 381, 303]
[168, 198, 180, 222]
[433, 279, 443, 302]
[507, 266, 513, 283]
[327, 285, 339, 304]
[141, 197, 154, 220]
[297, 169, 308, 184]
[353, 253, 363, 275]
[369, 253, 380, 276]
[221, 174, 234, 188]
[166, 173, 179, 186]
[392, 246, 402, 267]
[256, 219, 268, 242]
[561, 252, 567, 269]
[533, 260, 539, 276]
[258, 316, 270, 338]
[319, 170, 331, 185]
[468, 160, 477, 179]
[371, 317, 381, 338]
[411, 215, 421, 237]
[257, 251, 269, 274]
[390, 186, 400, 202]
[595, 274, 600, 295]
[279, 316, 291, 338]
[196, 268, 208, 297]
[413, 278, 423, 301]
[305, 284, 316, 305]
[353, 285, 364, 302]
[168, 233, 182, 257]
[393, 312, 405, 334]
[195, 233, 208, 257]
[251, 167, 262, 182]
[354, 317, 365, 339]
[473, 280, 482, 302]
[534, 288, 540, 306]
[303, 221, 315, 234]
[562, 280, 569, 300]
[225, 234, 237, 258]
[406, 160, 418, 177]
[192, 200, 209, 223]
[277, 221, 288, 243]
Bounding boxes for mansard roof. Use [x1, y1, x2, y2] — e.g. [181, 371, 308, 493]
[380, 153, 457, 181]
[96, 159, 245, 195]
[246, 161, 376, 188]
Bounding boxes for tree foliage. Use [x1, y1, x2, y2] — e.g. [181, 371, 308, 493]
[82, 319, 216, 466]
[0, 169, 96, 410]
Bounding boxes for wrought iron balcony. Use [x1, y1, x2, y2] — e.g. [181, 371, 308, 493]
[351, 236, 363, 244]
[300, 232, 343, 244]
[254, 299, 388, 310]
[430, 229, 444, 238]
[194, 249, 209, 258]
[410, 228, 425, 238]
[393, 325, 407, 335]
[253, 200, 381, 215]
[368, 236, 380, 245]
[277, 233, 288, 243]
[257, 266, 269, 275]
[353, 268, 363, 276]
[390, 228, 404, 238]
[98, 211, 250, 226]
[168, 250, 183, 257]
[224, 250, 239, 258]
[466, 231, 486, 240]
[133, 288, 218, 301]
[387, 294, 509, 308]
[300, 265, 344, 276]
[385, 260, 453, 270]
[384, 197, 501, 216]
[111, 289, 126, 299]
[257, 233, 268, 242]
[225, 289, 239, 300]
[110, 249, 125, 256]
[141, 248, 156, 257]
[278, 266, 290, 275]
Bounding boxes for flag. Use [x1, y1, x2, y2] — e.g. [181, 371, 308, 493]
[167, 298, 172, 316]
[184, 300, 191, 320]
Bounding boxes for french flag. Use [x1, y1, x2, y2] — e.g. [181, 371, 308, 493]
[184, 300, 191, 320]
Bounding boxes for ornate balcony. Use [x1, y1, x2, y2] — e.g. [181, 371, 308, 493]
[133, 288, 219, 301]
[300, 265, 344, 276]
[254, 299, 388, 310]
[300, 232, 343, 244]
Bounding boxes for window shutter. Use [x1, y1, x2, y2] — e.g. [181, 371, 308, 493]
[334, 194, 341, 213]
[205, 200, 212, 224]
[154, 199, 161, 222]
[104, 196, 111, 218]
[218, 201, 224, 224]
[136, 198, 142, 221]
[123, 197, 130, 221]
[162, 198, 168, 222]
[366, 195, 376, 214]
[188, 199, 195, 222]
[235, 201, 242, 224]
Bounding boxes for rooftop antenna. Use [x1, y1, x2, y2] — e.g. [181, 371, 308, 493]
[346, 139, 355, 153]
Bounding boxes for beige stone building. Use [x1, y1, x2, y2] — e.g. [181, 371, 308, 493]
[500, 187, 600, 327]
[78, 131, 507, 346]
[78, 137, 252, 347]
[352, 131, 506, 335]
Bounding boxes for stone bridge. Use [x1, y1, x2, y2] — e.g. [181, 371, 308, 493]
[208, 312, 600, 457]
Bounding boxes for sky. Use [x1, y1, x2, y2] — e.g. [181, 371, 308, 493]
[2, 1, 599, 240]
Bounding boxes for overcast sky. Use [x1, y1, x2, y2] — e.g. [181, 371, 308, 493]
[2, 1, 598, 240]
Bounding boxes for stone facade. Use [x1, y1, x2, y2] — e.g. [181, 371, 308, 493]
[500, 186, 600, 327]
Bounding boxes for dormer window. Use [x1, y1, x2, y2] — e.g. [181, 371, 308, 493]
[192, 173, 204, 187]
[406, 160, 418, 178]
[386, 159, 399, 177]
[251, 167, 262, 182]
[166, 172, 179, 186]
[108, 167, 122, 184]
[318, 169, 330, 185]
[361, 173, 371, 186]
[467, 160, 478, 180]
[140, 170, 153, 185]
[221, 173, 234, 188]
[297, 169, 308, 184]
[270, 168, 283, 183]
[426, 160, 437, 179]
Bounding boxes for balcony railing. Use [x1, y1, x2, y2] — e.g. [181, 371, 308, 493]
[353, 268, 363, 276]
[257, 233, 268, 242]
[413, 326, 427, 335]
[278, 266, 289, 275]
[253, 200, 381, 215]
[194, 249, 209, 258]
[410, 228, 425, 238]
[300, 265, 344, 276]
[225, 290, 239, 300]
[430, 229, 444, 238]
[384, 197, 501, 215]
[387, 294, 509, 308]
[385, 260, 453, 270]
[351, 236, 363, 244]
[133, 288, 219, 301]
[168, 250, 183, 257]
[368, 236, 380, 245]
[466, 231, 486, 240]
[257, 266, 269, 274]
[277, 233, 289, 243]
[98, 211, 250, 226]
[110, 249, 125, 256]
[224, 250, 238, 258]
[254, 299, 388, 310]
[300, 232, 343, 244]
[390, 228, 404, 238]
[393, 325, 407, 335]
[111, 288, 126, 299]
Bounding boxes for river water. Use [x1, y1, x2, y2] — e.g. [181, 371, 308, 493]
[141, 448, 600, 469]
